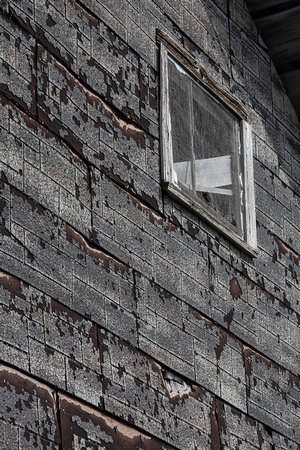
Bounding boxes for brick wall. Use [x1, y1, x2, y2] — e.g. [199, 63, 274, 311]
[0, 0, 299, 448]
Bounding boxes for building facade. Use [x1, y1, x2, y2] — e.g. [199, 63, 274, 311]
[0, 0, 299, 448]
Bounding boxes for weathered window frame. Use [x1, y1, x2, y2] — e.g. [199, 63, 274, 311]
[158, 31, 257, 257]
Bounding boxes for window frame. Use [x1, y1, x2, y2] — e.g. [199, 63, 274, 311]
[158, 31, 257, 257]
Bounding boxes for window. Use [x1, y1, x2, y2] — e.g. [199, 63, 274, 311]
[158, 31, 257, 256]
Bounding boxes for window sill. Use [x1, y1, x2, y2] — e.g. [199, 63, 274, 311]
[164, 181, 258, 258]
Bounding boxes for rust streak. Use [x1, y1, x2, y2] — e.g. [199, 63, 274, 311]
[0, 272, 23, 299]
[65, 224, 128, 274]
[274, 236, 299, 265]
[229, 277, 242, 299]
[215, 329, 227, 360]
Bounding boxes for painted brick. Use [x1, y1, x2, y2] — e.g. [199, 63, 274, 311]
[229, 0, 257, 41]
[0, 96, 92, 236]
[0, 13, 36, 114]
[209, 249, 299, 363]
[37, 47, 161, 209]
[8, 0, 159, 134]
[0, 267, 299, 448]
[0, 181, 139, 347]
[101, 331, 214, 447]
[0, 0, 299, 447]
[0, 365, 60, 445]
[0, 420, 19, 449]
[245, 348, 300, 442]
[216, 401, 300, 449]
[59, 394, 174, 450]
[136, 275, 248, 411]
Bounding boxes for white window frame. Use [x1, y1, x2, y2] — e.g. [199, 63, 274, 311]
[158, 31, 257, 257]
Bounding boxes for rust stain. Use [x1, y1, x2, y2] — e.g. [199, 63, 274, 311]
[230, 406, 242, 420]
[150, 279, 173, 300]
[189, 384, 206, 401]
[148, 359, 167, 394]
[243, 347, 253, 380]
[188, 305, 214, 329]
[0, 272, 23, 299]
[0, 198, 6, 218]
[88, 90, 113, 122]
[289, 372, 300, 389]
[215, 329, 227, 360]
[187, 220, 199, 238]
[257, 428, 265, 447]
[164, 220, 177, 233]
[70, 0, 99, 28]
[229, 277, 242, 299]
[188, 305, 202, 321]
[148, 208, 163, 226]
[171, 214, 180, 228]
[223, 309, 234, 329]
[140, 191, 159, 212]
[244, 413, 255, 427]
[243, 346, 285, 375]
[59, 393, 173, 449]
[243, 269, 297, 318]
[243, 275, 275, 303]
[274, 236, 299, 265]
[65, 223, 129, 274]
[209, 398, 222, 449]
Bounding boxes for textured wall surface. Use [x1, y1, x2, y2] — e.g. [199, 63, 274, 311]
[0, 0, 299, 448]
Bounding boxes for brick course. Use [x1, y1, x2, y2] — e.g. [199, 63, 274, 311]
[0, 0, 299, 448]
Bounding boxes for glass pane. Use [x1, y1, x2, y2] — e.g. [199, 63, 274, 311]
[168, 58, 193, 190]
[167, 56, 244, 234]
[192, 81, 242, 231]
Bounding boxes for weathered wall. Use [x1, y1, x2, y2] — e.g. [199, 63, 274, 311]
[0, 0, 299, 448]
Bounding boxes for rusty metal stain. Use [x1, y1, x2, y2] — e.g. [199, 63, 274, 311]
[274, 236, 299, 265]
[214, 329, 227, 360]
[65, 223, 129, 274]
[0, 271, 23, 299]
[229, 277, 242, 299]
[223, 308, 234, 329]
[58, 393, 174, 449]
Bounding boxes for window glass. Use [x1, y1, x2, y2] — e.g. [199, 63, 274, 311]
[168, 57, 244, 235]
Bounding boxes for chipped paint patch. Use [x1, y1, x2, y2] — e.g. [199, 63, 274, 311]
[59, 393, 173, 449]
[65, 223, 129, 274]
[229, 277, 242, 299]
[274, 236, 299, 265]
[0, 272, 23, 298]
